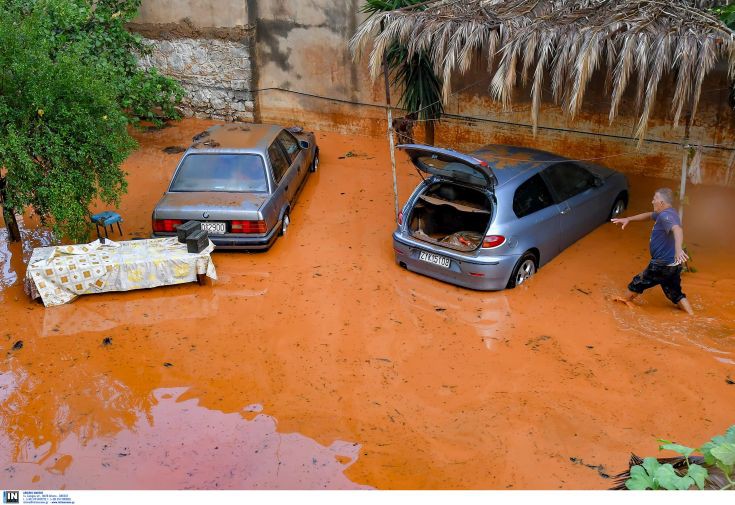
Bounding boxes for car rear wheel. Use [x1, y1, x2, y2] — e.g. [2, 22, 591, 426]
[279, 212, 290, 236]
[507, 252, 537, 289]
[609, 196, 626, 219]
[310, 150, 319, 173]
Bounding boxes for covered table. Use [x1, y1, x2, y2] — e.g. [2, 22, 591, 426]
[24, 237, 217, 307]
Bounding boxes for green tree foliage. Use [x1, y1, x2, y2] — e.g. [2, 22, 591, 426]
[361, 0, 443, 145]
[711, 4, 735, 109]
[713, 3, 735, 29]
[3, 0, 184, 127]
[0, 6, 137, 242]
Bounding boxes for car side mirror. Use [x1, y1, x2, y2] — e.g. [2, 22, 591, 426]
[299, 140, 310, 149]
[593, 176, 603, 188]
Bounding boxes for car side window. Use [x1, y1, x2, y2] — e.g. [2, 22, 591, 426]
[543, 162, 596, 202]
[277, 130, 301, 163]
[513, 174, 555, 218]
[268, 142, 290, 184]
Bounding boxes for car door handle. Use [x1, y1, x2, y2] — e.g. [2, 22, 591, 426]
[560, 208, 570, 215]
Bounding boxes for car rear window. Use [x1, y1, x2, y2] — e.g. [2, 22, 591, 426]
[170, 154, 268, 192]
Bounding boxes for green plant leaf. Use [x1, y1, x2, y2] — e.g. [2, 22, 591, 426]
[700, 441, 717, 465]
[641, 457, 661, 476]
[653, 463, 684, 490]
[659, 442, 695, 458]
[626, 465, 657, 490]
[686, 464, 708, 490]
[710, 442, 735, 466]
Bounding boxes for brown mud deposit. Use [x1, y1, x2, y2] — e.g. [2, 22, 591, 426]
[127, 20, 254, 43]
[1, 119, 734, 489]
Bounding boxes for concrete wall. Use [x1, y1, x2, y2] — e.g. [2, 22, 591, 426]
[137, 0, 248, 28]
[133, 1, 735, 187]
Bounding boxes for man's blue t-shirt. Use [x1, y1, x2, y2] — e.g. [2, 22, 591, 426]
[650, 208, 681, 264]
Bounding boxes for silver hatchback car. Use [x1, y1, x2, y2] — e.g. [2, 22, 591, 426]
[152, 123, 318, 249]
[393, 144, 629, 290]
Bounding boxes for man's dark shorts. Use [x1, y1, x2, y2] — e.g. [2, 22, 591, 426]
[628, 261, 686, 304]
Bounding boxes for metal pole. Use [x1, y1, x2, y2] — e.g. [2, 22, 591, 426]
[382, 54, 399, 221]
[679, 145, 688, 221]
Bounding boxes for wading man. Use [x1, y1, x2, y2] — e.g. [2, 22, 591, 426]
[611, 188, 694, 315]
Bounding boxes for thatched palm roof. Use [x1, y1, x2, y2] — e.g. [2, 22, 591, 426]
[351, 0, 735, 142]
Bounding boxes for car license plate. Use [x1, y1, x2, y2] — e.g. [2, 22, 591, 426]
[419, 251, 451, 269]
[200, 222, 226, 235]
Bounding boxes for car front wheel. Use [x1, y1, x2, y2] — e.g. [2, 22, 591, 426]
[507, 252, 537, 289]
[309, 150, 319, 173]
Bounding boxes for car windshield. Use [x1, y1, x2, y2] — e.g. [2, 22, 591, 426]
[169, 154, 268, 192]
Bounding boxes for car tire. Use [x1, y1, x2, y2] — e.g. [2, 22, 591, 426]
[309, 150, 319, 173]
[506, 252, 537, 289]
[279, 212, 290, 236]
[609, 195, 627, 220]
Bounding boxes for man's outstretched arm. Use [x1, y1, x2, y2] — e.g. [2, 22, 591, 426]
[671, 225, 689, 265]
[611, 212, 653, 230]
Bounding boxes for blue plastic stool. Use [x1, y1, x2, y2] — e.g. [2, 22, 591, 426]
[91, 211, 123, 239]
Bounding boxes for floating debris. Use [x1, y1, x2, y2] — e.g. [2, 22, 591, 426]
[192, 130, 210, 142]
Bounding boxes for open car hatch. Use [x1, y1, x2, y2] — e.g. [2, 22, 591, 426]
[398, 144, 497, 189]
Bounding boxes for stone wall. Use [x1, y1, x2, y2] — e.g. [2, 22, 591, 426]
[137, 35, 255, 122]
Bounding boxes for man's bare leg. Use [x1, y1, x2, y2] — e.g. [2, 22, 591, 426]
[614, 290, 639, 308]
[678, 297, 694, 316]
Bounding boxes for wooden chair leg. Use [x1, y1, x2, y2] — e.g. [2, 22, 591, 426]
[196, 273, 206, 286]
[117, 221, 123, 235]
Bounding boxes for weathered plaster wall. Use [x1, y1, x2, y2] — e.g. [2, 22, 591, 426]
[133, 1, 735, 186]
[137, 0, 248, 28]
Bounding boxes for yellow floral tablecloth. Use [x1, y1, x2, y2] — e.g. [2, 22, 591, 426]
[24, 238, 217, 307]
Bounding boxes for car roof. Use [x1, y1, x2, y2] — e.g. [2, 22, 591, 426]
[470, 144, 568, 187]
[188, 123, 282, 153]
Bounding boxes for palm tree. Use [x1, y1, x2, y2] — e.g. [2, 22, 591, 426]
[360, 0, 443, 145]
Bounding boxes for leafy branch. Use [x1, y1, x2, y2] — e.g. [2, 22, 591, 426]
[626, 424, 735, 490]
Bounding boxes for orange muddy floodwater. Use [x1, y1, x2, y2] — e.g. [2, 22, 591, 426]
[1, 119, 734, 489]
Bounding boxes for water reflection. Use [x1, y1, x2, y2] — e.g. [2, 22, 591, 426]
[0, 382, 369, 489]
[392, 276, 512, 350]
[0, 219, 56, 296]
[0, 229, 17, 289]
[39, 291, 221, 337]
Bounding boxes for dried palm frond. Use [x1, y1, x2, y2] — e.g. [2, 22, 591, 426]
[350, 0, 735, 143]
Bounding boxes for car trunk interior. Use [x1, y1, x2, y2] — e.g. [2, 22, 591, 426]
[408, 182, 493, 252]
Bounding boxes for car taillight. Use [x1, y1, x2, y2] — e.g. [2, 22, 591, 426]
[398, 211, 403, 225]
[231, 220, 267, 234]
[152, 219, 183, 232]
[482, 235, 506, 248]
